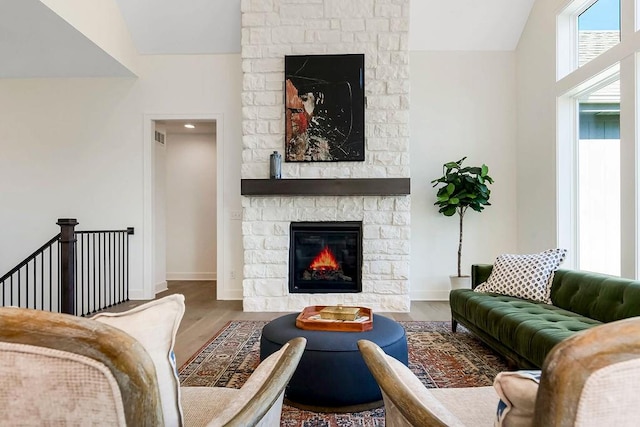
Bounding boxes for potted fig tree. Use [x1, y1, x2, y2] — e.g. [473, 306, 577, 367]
[431, 157, 494, 289]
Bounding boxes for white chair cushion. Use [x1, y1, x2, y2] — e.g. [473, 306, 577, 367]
[430, 387, 499, 427]
[93, 294, 185, 426]
[181, 341, 290, 427]
[493, 370, 540, 427]
[181, 387, 240, 427]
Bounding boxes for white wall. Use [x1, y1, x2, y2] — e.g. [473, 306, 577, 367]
[165, 132, 217, 281]
[40, 0, 139, 75]
[0, 54, 243, 300]
[0, 77, 143, 281]
[515, 0, 559, 253]
[0, 54, 522, 304]
[409, 51, 518, 299]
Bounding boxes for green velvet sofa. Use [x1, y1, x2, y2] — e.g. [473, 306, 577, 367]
[449, 264, 640, 368]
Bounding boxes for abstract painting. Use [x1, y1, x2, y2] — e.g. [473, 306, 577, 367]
[284, 54, 365, 162]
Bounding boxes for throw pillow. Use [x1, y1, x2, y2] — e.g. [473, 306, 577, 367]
[475, 249, 567, 303]
[494, 370, 541, 427]
[92, 294, 185, 427]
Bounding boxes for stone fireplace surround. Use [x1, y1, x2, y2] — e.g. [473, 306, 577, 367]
[241, 0, 411, 312]
[242, 189, 410, 312]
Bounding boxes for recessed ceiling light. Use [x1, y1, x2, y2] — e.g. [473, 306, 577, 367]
[184, 124, 195, 129]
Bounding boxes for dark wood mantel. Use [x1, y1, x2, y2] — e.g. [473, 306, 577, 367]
[241, 178, 410, 196]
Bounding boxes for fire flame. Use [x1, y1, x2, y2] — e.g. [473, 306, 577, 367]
[309, 246, 339, 271]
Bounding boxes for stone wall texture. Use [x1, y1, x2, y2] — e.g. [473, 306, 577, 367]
[241, 0, 411, 312]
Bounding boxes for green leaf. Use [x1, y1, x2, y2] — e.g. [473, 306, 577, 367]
[467, 167, 481, 175]
[444, 161, 459, 169]
[432, 158, 494, 218]
[442, 207, 457, 216]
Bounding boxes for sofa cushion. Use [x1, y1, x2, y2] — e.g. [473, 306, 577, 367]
[550, 270, 640, 323]
[451, 289, 600, 367]
[475, 249, 567, 303]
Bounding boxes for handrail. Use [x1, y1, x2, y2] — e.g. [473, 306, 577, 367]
[0, 219, 134, 315]
[76, 228, 134, 235]
[0, 234, 60, 283]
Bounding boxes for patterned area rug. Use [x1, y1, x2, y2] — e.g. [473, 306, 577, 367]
[179, 320, 509, 426]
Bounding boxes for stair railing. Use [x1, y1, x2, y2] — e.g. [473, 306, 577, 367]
[0, 234, 60, 313]
[0, 218, 134, 316]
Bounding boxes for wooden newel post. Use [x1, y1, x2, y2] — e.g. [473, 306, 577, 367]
[57, 218, 78, 315]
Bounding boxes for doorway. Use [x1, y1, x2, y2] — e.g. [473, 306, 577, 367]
[143, 114, 224, 300]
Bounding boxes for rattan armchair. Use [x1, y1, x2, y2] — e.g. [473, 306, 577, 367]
[0, 305, 306, 427]
[359, 317, 640, 427]
[0, 307, 164, 426]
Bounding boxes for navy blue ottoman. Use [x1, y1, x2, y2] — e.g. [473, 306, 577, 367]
[260, 313, 408, 412]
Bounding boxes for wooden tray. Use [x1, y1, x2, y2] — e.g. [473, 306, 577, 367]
[295, 305, 373, 332]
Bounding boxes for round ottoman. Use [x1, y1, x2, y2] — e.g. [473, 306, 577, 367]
[260, 313, 408, 412]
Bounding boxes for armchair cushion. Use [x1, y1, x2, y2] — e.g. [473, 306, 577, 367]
[181, 337, 306, 427]
[475, 249, 567, 303]
[181, 345, 286, 427]
[93, 294, 185, 426]
[358, 339, 498, 427]
[494, 370, 540, 427]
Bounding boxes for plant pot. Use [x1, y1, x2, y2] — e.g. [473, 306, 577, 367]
[449, 275, 471, 290]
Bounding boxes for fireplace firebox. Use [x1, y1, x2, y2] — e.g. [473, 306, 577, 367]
[289, 221, 362, 293]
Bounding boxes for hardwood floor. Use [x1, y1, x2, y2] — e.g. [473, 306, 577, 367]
[112, 280, 451, 367]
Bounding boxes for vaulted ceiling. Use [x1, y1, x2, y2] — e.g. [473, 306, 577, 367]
[0, 0, 535, 78]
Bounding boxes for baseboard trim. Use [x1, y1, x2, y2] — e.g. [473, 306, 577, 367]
[410, 290, 451, 301]
[166, 272, 217, 281]
[217, 289, 243, 300]
[155, 280, 168, 293]
[129, 289, 147, 300]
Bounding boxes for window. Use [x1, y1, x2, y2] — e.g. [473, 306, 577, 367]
[577, 0, 620, 67]
[577, 81, 620, 275]
[557, 0, 621, 79]
[556, 0, 638, 277]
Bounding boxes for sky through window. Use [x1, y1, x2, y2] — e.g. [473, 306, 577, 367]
[579, 0, 620, 30]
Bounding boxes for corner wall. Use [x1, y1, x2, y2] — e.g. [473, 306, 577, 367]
[0, 54, 243, 300]
[409, 51, 518, 299]
[515, 0, 559, 252]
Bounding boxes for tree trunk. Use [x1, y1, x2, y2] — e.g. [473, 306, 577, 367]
[457, 209, 465, 277]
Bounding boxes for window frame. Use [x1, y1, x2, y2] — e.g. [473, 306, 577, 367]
[556, 0, 639, 277]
